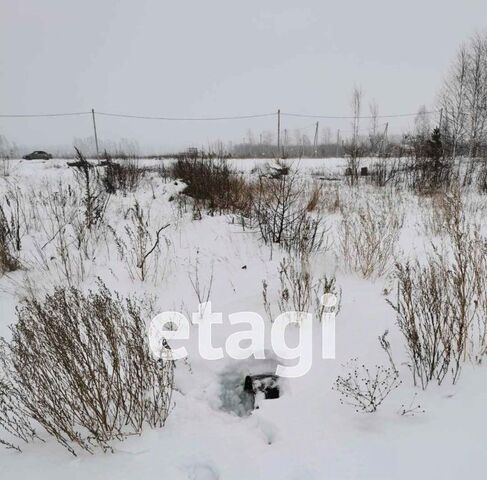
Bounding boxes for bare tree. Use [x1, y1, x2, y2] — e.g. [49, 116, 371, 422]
[368, 100, 380, 154]
[439, 33, 487, 158]
[465, 33, 487, 157]
[345, 86, 364, 185]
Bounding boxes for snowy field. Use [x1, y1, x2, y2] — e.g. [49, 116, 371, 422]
[0, 157, 486, 479]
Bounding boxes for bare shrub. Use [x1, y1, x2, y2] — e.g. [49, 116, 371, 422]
[367, 158, 403, 187]
[0, 374, 39, 451]
[321, 184, 341, 213]
[0, 282, 173, 455]
[188, 252, 214, 306]
[262, 257, 339, 321]
[417, 187, 483, 238]
[253, 173, 327, 256]
[403, 128, 455, 193]
[102, 155, 148, 194]
[333, 359, 401, 413]
[390, 215, 487, 387]
[477, 159, 487, 193]
[305, 182, 322, 212]
[71, 148, 110, 229]
[276, 258, 313, 314]
[0, 157, 11, 177]
[418, 192, 450, 237]
[390, 259, 456, 389]
[0, 203, 21, 274]
[170, 157, 253, 215]
[338, 198, 403, 278]
[28, 180, 104, 285]
[397, 393, 425, 416]
[113, 202, 170, 282]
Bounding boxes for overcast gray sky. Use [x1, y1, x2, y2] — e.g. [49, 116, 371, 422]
[1, 0, 487, 152]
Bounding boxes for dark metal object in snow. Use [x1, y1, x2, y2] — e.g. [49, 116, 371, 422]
[244, 374, 280, 401]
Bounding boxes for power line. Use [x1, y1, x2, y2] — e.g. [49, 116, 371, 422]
[95, 111, 277, 121]
[280, 110, 441, 120]
[0, 109, 443, 121]
[0, 111, 91, 118]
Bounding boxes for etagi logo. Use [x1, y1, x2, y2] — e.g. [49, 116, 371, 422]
[148, 293, 337, 378]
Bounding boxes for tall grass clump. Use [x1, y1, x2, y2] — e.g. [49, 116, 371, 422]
[0, 204, 21, 274]
[339, 196, 403, 278]
[0, 282, 173, 454]
[102, 155, 148, 195]
[390, 191, 487, 388]
[170, 157, 254, 215]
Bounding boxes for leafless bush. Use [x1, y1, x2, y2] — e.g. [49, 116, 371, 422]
[477, 159, 487, 193]
[102, 155, 148, 194]
[253, 173, 327, 256]
[390, 214, 487, 387]
[418, 186, 485, 238]
[390, 259, 456, 388]
[72, 148, 110, 229]
[0, 373, 39, 451]
[0, 204, 21, 274]
[402, 128, 456, 194]
[333, 359, 401, 413]
[276, 258, 313, 314]
[397, 393, 425, 416]
[188, 252, 214, 305]
[418, 192, 450, 237]
[378, 330, 398, 373]
[170, 157, 254, 215]
[367, 158, 403, 187]
[262, 257, 339, 321]
[321, 184, 341, 213]
[28, 180, 103, 285]
[409, 156, 455, 194]
[0, 282, 173, 455]
[0, 157, 11, 177]
[2, 186, 23, 251]
[305, 182, 322, 212]
[114, 201, 170, 282]
[339, 198, 403, 278]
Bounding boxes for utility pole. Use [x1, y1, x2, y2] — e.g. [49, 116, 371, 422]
[91, 108, 99, 158]
[336, 129, 340, 157]
[313, 122, 319, 157]
[439, 108, 443, 132]
[277, 109, 281, 156]
[379, 123, 389, 157]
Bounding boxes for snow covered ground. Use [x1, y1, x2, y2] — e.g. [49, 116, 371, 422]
[0, 157, 486, 479]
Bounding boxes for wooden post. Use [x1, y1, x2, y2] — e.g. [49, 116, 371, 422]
[91, 108, 99, 158]
[277, 109, 281, 156]
[314, 121, 319, 157]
